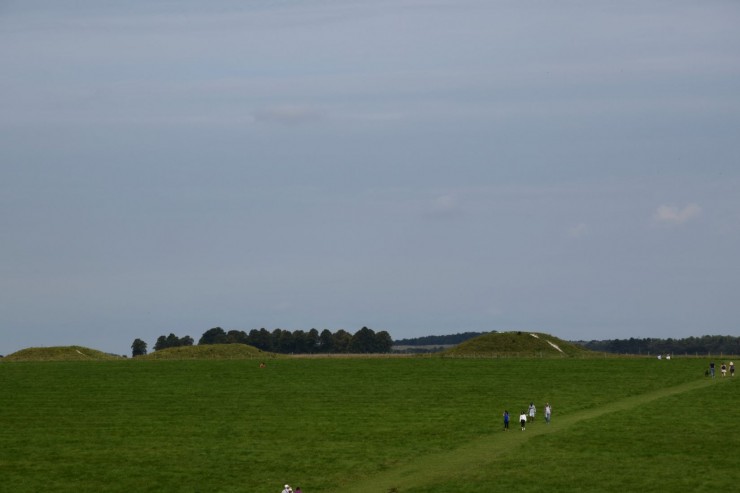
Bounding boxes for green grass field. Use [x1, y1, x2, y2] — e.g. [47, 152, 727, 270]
[1, 357, 737, 492]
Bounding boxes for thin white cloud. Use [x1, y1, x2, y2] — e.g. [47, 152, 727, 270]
[653, 203, 701, 225]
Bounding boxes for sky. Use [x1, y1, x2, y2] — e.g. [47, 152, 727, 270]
[1, 0, 739, 356]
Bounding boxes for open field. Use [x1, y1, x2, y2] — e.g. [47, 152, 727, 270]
[1, 357, 737, 492]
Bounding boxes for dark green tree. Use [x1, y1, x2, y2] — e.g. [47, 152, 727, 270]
[153, 333, 193, 350]
[199, 327, 228, 345]
[227, 330, 248, 344]
[349, 326, 377, 353]
[307, 328, 320, 353]
[292, 329, 308, 353]
[271, 329, 284, 352]
[248, 328, 272, 351]
[319, 329, 334, 353]
[375, 330, 393, 353]
[278, 329, 295, 353]
[131, 338, 147, 357]
[154, 335, 168, 351]
[166, 333, 180, 348]
[332, 329, 352, 353]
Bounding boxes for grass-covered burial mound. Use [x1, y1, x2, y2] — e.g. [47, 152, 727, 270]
[444, 331, 590, 357]
[3, 346, 123, 361]
[140, 343, 273, 360]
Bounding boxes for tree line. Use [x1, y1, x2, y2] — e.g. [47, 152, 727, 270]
[131, 326, 392, 357]
[130, 331, 740, 358]
[393, 331, 492, 346]
[576, 335, 740, 355]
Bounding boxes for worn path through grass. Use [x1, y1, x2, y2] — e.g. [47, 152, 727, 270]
[333, 376, 716, 493]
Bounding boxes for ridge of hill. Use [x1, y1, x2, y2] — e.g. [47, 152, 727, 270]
[444, 331, 590, 357]
[2, 346, 123, 362]
[140, 343, 273, 360]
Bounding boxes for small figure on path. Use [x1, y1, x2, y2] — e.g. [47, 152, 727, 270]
[544, 403, 552, 424]
[710, 362, 715, 378]
[721, 362, 727, 377]
[503, 410, 510, 431]
[730, 362, 735, 377]
[519, 410, 527, 431]
[528, 402, 536, 422]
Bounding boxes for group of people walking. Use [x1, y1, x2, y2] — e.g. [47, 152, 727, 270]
[708, 361, 735, 378]
[502, 402, 552, 431]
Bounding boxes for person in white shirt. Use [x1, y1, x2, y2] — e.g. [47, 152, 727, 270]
[544, 403, 552, 424]
[519, 411, 527, 430]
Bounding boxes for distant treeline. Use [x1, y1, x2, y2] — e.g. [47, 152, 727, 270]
[576, 335, 740, 355]
[391, 331, 493, 353]
[130, 330, 740, 358]
[132, 326, 393, 357]
[393, 331, 493, 347]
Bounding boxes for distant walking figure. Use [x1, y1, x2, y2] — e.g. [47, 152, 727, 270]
[721, 363, 727, 377]
[519, 411, 527, 431]
[503, 410, 510, 431]
[528, 402, 536, 422]
[710, 362, 715, 378]
[544, 403, 552, 424]
[731, 362, 735, 377]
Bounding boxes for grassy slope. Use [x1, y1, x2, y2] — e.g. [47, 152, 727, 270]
[344, 378, 733, 493]
[139, 343, 274, 360]
[2, 346, 122, 361]
[487, 381, 737, 492]
[2, 344, 271, 361]
[445, 331, 590, 357]
[0, 358, 736, 492]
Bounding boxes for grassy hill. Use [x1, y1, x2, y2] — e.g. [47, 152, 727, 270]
[3, 343, 274, 362]
[444, 331, 591, 357]
[140, 343, 274, 360]
[2, 345, 123, 362]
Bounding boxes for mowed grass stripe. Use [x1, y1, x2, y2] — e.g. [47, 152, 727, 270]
[335, 376, 716, 493]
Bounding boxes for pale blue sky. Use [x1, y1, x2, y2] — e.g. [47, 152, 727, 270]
[2, 0, 739, 355]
